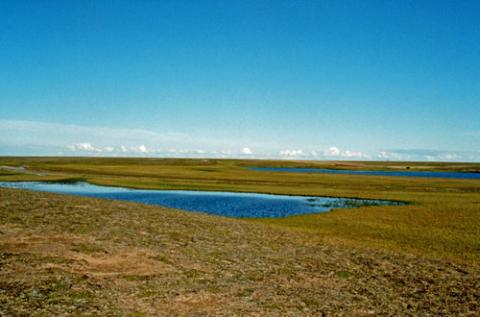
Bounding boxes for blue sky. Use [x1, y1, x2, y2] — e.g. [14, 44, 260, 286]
[1, 1, 479, 161]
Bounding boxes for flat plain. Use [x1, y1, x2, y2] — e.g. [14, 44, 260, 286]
[0, 157, 479, 316]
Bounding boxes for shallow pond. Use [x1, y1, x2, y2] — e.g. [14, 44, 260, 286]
[0, 181, 404, 218]
[250, 167, 480, 180]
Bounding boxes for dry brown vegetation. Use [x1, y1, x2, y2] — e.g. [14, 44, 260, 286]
[1, 189, 479, 316]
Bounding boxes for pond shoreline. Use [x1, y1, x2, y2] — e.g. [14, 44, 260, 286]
[249, 166, 480, 180]
[0, 181, 406, 218]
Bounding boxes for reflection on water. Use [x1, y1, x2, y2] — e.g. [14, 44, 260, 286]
[0, 181, 405, 218]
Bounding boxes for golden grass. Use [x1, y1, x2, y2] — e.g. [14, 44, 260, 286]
[0, 188, 478, 316]
[0, 157, 479, 315]
[1, 157, 479, 264]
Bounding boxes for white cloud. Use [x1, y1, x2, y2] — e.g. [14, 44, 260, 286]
[277, 147, 370, 159]
[342, 150, 368, 158]
[377, 149, 479, 162]
[138, 145, 148, 153]
[324, 146, 368, 159]
[3, 119, 480, 162]
[68, 143, 101, 152]
[63, 144, 253, 158]
[242, 147, 253, 155]
[377, 151, 403, 160]
[325, 146, 340, 156]
[67, 143, 151, 154]
[279, 149, 303, 157]
[440, 153, 458, 160]
[78, 143, 95, 151]
[0, 119, 254, 151]
[121, 145, 149, 154]
[0, 118, 283, 158]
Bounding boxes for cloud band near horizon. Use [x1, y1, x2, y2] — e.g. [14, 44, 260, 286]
[1, 119, 479, 162]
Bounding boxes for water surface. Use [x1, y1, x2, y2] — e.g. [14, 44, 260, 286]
[250, 167, 480, 179]
[0, 181, 404, 218]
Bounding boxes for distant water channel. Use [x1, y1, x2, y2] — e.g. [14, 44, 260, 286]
[0, 181, 404, 218]
[250, 167, 480, 180]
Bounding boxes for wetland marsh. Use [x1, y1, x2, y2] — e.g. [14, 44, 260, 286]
[0, 157, 479, 316]
[250, 166, 480, 179]
[0, 181, 404, 218]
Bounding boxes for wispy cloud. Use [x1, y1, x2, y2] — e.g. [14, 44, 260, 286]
[324, 147, 369, 159]
[0, 119, 257, 155]
[279, 149, 304, 157]
[0, 119, 199, 147]
[277, 147, 369, 160]
[378, 149, 480, 162]
[68, 143, 120, 153]
[68, 143, 99, 152]
[2, 119, 480, 161]
[65, 142, 257, 158]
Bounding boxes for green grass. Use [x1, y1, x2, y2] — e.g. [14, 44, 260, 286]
[1, 157, 479, 264]
[0, 157, 479, 315]
[1, 187, 479, 316]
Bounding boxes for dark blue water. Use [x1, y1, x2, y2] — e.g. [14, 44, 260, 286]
[0, 181, 404, 218]
[250, 167, 480, 180]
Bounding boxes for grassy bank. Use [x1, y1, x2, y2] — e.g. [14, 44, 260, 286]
[0, 157, 479, 315]
[1, 188, 479, 316]
[1, 157, 479, 265]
